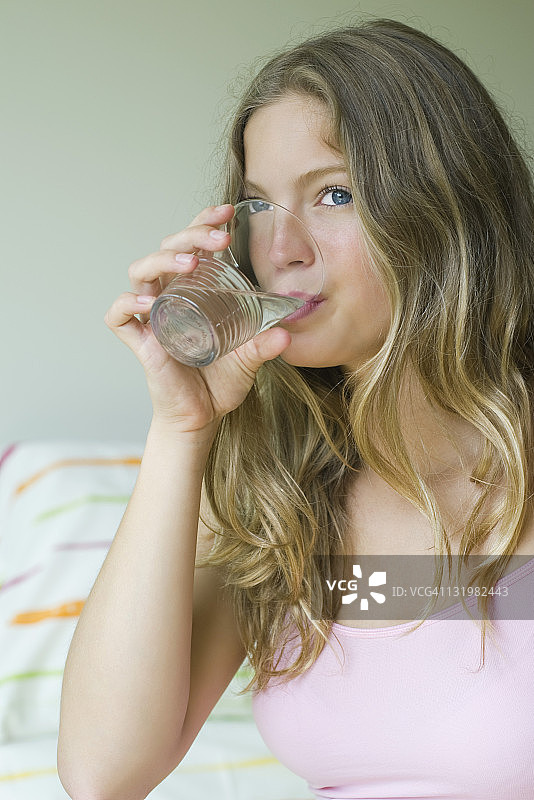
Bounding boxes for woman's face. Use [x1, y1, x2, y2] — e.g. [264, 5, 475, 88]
[243, 93, 391, 371]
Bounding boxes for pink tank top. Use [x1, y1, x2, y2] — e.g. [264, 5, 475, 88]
[252, 557, 534, 799]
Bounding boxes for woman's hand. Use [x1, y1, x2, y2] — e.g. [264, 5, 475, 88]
[104, 204, 291, 434]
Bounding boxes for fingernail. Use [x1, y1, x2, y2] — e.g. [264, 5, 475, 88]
[175, 253, 195, 264]
[210, 229, 228, 240]
[136, 295, 155, 305]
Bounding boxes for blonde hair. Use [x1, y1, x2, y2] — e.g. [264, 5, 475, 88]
[198, 19, 534, 692]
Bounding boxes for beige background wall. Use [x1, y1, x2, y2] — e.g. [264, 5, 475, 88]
[2, 0, 533, 443]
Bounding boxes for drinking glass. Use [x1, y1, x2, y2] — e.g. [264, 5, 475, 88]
[150, 200, 325, 367]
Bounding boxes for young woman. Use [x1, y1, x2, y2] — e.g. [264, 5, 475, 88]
[58, 19, 534, 800]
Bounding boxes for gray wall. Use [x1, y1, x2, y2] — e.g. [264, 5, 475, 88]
[2, 0, 533, 444]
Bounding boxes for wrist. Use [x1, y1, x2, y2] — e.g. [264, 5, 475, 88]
[148, 416, 219, 451]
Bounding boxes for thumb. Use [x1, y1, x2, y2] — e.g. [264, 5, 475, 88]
[236, 326, 292, 373]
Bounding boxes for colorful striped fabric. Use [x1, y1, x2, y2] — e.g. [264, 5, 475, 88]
[0, 441, 311, 799]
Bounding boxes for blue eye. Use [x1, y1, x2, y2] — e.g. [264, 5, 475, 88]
[321, 187, 353, 207]
[247, 199, 273, 214]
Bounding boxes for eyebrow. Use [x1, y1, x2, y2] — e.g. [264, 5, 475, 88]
[243, 163, 349, 196]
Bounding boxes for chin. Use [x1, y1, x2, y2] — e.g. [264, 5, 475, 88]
[277, 346, 341, 370]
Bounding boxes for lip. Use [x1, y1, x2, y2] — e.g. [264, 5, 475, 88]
[282, 295, 325, 323]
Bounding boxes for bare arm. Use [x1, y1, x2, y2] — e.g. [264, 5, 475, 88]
[57, 421, 245, 800]
[57, 204, 290, 800]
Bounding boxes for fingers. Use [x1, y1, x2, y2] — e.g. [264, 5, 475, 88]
[233, 327, 292, 377]
[128, 204, 235, 297]
[109, 204, 237, 349]
[104, 292, 156, 353]
[161, 203, 235, 249]
[127, 250, 200, 299]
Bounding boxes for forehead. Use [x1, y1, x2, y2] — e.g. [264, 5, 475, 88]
[243, 94, 341, 171]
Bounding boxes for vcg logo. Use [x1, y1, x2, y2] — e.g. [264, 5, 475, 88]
[326, 564, 387, 610]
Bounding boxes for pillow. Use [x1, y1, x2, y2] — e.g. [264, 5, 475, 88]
[0, 441, 313, 799]
[0, 440, 254, 742]
[0, 440, 145, 742]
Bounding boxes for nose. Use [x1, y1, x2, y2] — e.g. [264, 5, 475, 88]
[267, 209, 316, 270]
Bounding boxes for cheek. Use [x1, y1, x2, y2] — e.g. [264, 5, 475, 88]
[364, 271, 391, 325]
[329, 232, 392, 348]
[324, 226, 382, 296]
[320, 218, 364, 272]
[354, 277, 392, 352]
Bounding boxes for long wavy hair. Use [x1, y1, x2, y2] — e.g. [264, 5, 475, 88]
[197, 18, 534, 693]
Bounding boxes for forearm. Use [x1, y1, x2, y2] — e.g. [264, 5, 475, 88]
[57, 419, 216, 800]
